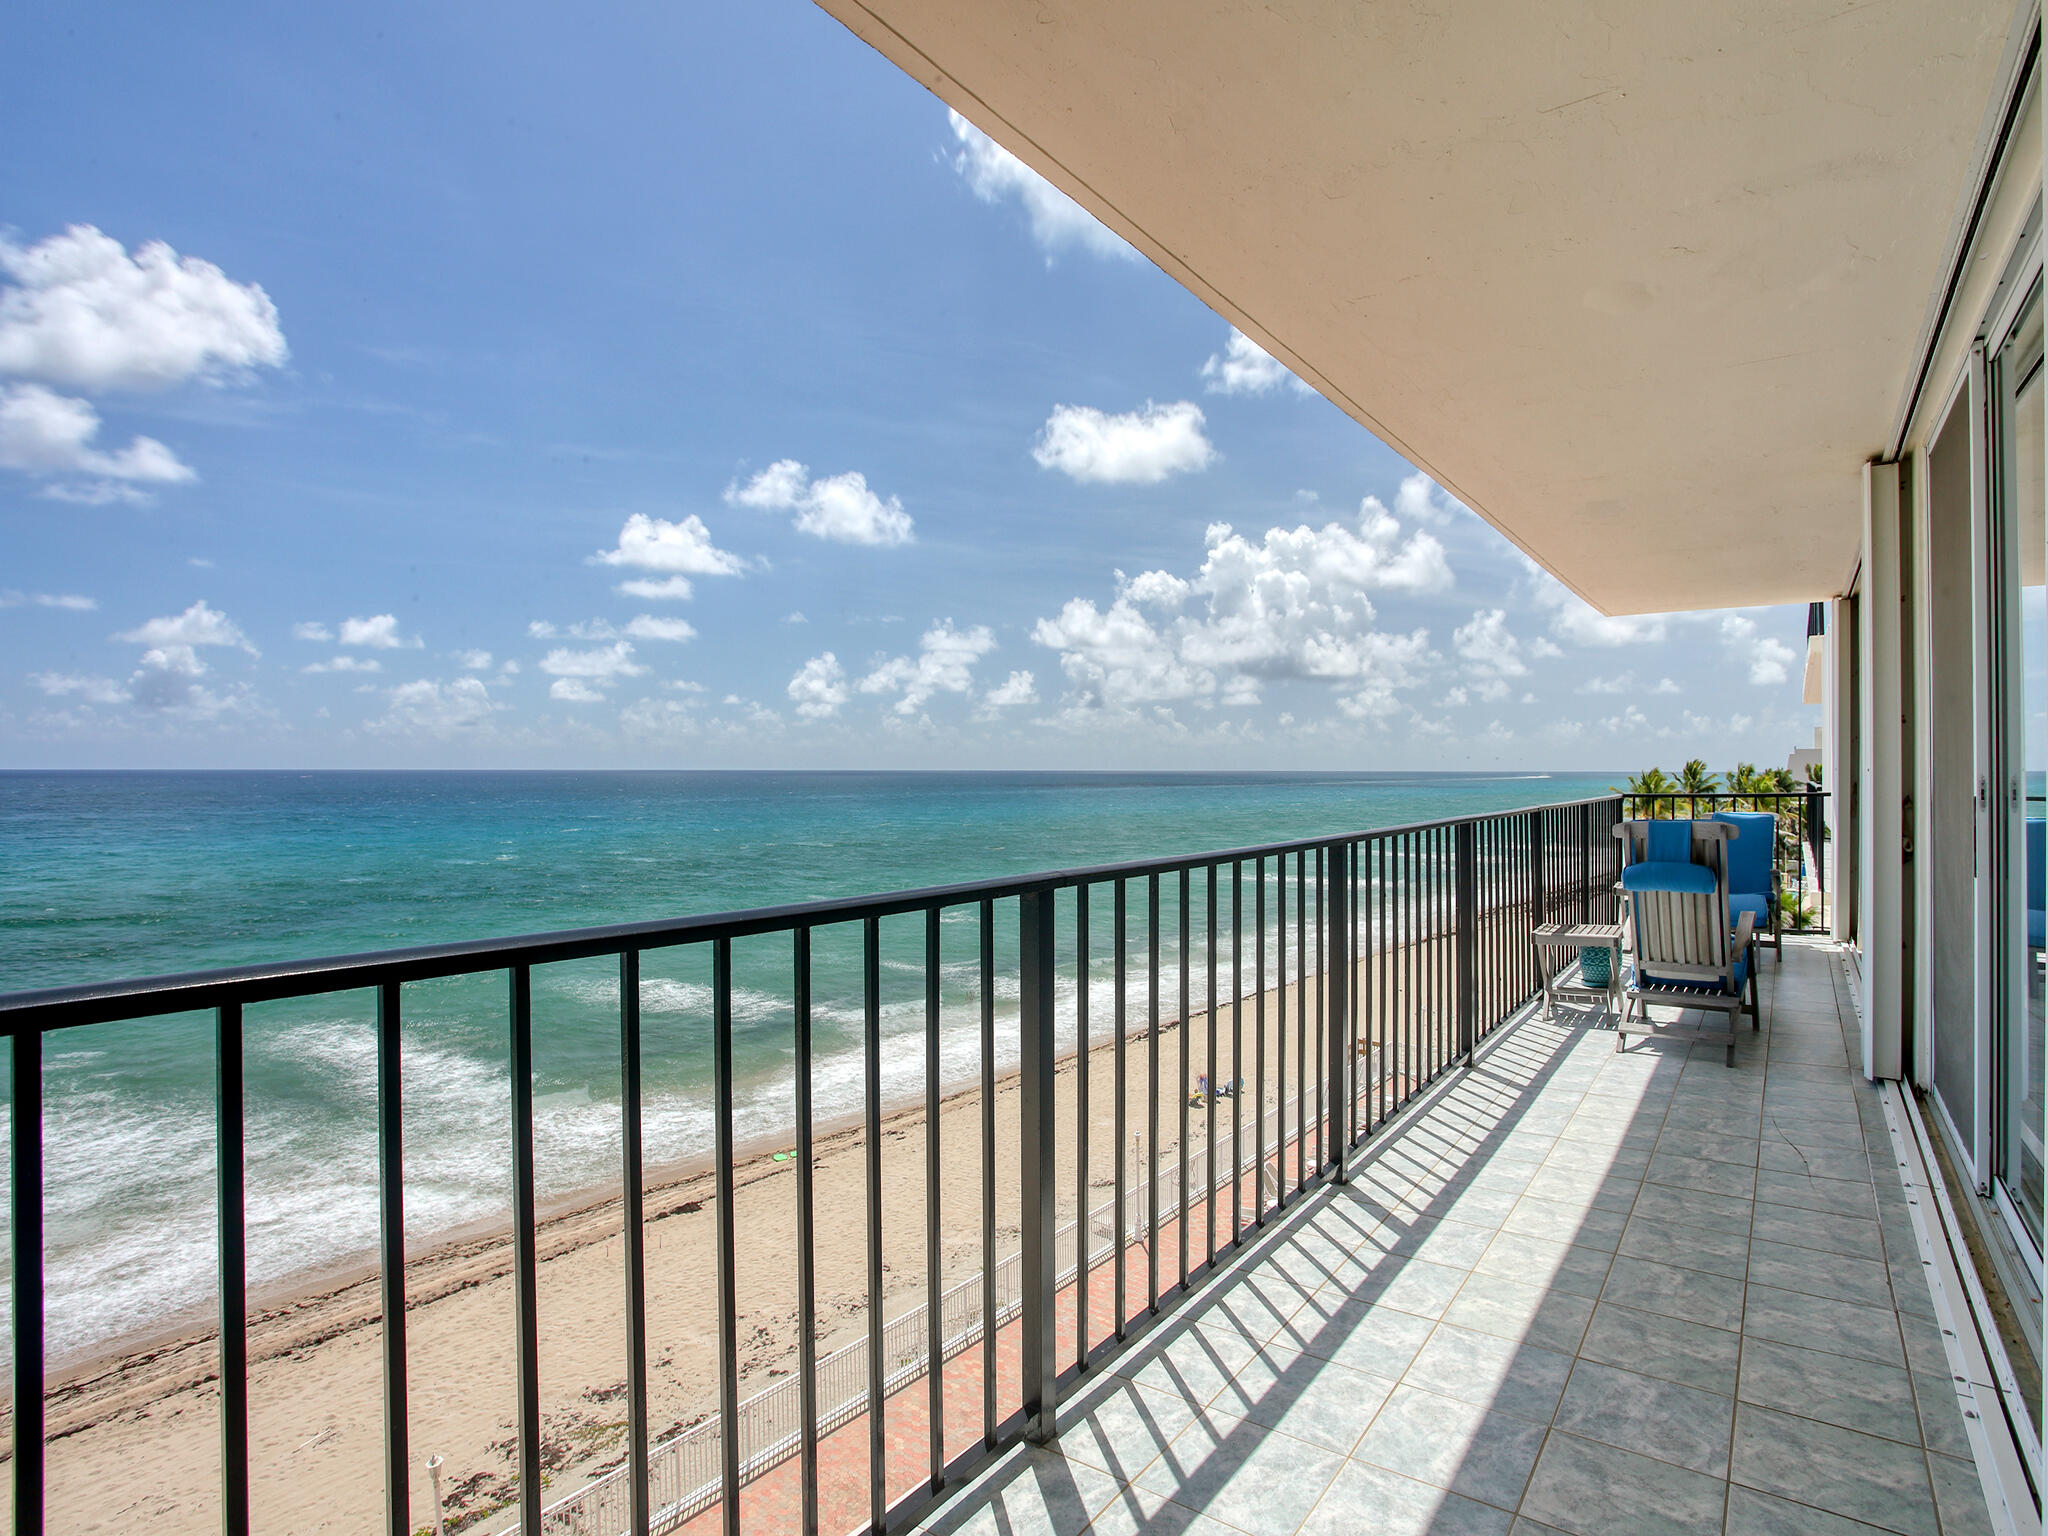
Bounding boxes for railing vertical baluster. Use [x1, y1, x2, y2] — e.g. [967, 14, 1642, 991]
[794, 928, 820, 1536]
[979, 898, 996, 1442]
[1275, 854, 1288, 1203]
[1230, 861, 1243, 1244]
[1146, 873, 1160, 1313]
[1018, 889, 1058, 1444]
[862, 918, 885, 1530]
[1177, 866, 1191, 1291]
[1313, 845, 1325, 1175]
[375, 983, 408, 1536]
[1376, 840, 1388, 1120]
[508, 965, 542, 1536]
[11, 1017, 42, 1536]
[1327, 843, 1348, 1183]
[1075, 882, 1090, 1371]
[1457, 822, 1477, 1065]
[1254, 858, 1266, 1226]
[1295, 850, 1307, 1194]
[711, 940, 741, 1536]
[217, 1000, 249, 1536]
[1580, 801, 1593, 924]
[1204, 865, 1218, 1265]
[923, 906, 945, 1492]
[1404, 833, 1416, 1104]
[1113, 881, 1128, 1339]
[618, 953, 650, 1536]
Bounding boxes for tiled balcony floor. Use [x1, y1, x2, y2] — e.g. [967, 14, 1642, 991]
[917, 939, 1996, 1536]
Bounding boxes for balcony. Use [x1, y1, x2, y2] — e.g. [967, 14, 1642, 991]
[0, 793, 1994, 1536]
[920, 938, 1995, 1536]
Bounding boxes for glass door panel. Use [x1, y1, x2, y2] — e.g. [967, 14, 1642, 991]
[1995, 279, 2045, 1256]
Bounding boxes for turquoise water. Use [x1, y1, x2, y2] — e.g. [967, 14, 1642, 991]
[0, 769, 1616, 1361]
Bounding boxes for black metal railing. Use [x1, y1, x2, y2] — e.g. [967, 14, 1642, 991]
[0, 794, 1627, 1536]
[1619, 791, 1830, 935]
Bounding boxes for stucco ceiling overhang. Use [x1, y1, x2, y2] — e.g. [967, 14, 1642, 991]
[816, 0, 2025, 613]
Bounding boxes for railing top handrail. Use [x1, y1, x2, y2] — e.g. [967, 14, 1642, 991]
[0, 791, 1623, 1033]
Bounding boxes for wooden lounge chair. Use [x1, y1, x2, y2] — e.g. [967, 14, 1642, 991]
[1611, 819, 1759, 1066]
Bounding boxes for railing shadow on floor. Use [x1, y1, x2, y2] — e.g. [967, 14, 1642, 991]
[913, 991, 1684, 1536]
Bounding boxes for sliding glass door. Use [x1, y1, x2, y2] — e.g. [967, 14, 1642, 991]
[1991, 277, 2045, 1259]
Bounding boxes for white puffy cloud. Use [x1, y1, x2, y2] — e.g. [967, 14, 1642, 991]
[530, 615, 698, 644]
[371, 677, 498, 734]
[292, 621, 332, 642]
[1721, 614, 1797, 685]
[1653, 677, 1681, 695]
[1033, 503, 1449, 713]
[1452, 609, 1527, 679]
[0, 226, 286, 393]
[591, 513, 746, 597]
[1200, 329, 1312, 397]
[338, 613, 416, 649]
[947, 110, 1136, 263]
[1033, 401, 1216, 485]
[616, 576, 698, 601]
[787, 653, 849, 719]
[0, 381, 194, 491]
[0, 590, 95, 610]
[857, 620, 998, 715]
[302, 655, 381, 674]
[30, 672, 130, 705]
[625, 615, 697, 643]
[452, 649, 493, 671]
[34, 599, 259, 719]
[1363, 471, 1468, 529]
[727, 459, 914, 547]
[979, 670, 1039, 714]
[116, 599, 256, 655]
[538, 640, 646, 700]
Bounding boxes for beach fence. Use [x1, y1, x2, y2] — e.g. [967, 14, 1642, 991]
[0, 792, 1644, 1536]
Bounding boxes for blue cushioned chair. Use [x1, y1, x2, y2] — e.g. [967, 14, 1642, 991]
[1712, 811, 1779, 962]
[1611, 819, 1758, 1066]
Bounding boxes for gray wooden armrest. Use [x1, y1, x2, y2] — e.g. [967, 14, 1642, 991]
[1733, 911, 1756, 951]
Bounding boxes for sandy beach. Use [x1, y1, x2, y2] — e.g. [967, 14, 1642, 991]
[12, 924, 1468, 1535]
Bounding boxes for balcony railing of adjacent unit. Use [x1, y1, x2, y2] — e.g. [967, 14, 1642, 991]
[1620, 790, 1830, 935]
[0, 794, 1625, 1536]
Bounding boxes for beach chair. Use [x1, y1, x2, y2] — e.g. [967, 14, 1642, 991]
[1712, 810, 1781, 962]
[1611, 819, 1758, 1066]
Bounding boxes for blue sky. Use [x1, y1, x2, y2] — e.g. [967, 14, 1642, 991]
[0, 1, 1818, 771]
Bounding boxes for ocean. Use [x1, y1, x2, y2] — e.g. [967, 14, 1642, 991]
[0, 769, 1618, 1365]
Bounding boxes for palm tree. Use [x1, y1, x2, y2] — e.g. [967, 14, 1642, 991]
[1615, 766, 1676, 818]
[1677, 758, 1718, 815]
[1726, 762, 1762, 810]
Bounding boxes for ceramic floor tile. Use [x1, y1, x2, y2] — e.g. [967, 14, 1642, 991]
[1549, 1357, 1734, 1476]
[1515, 1430, 1727, 1536]
[1133, 1407, 1347, 1536]
[1297, 1459, 1514, 1536]
[1600, 1254, 1746, 1330]
[1576, 1298, 1742, 1395]
[1740, 1284, 1905, 1369]
[1735, 1336, 1920, 1445]
[1349, 1383, 1547, 1511]
[1730, 1403, 1937, 1536]
[1402, 1322, 1574, 1423]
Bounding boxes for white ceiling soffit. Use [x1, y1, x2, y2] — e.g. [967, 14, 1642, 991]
[817, 0, 2022, 614]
